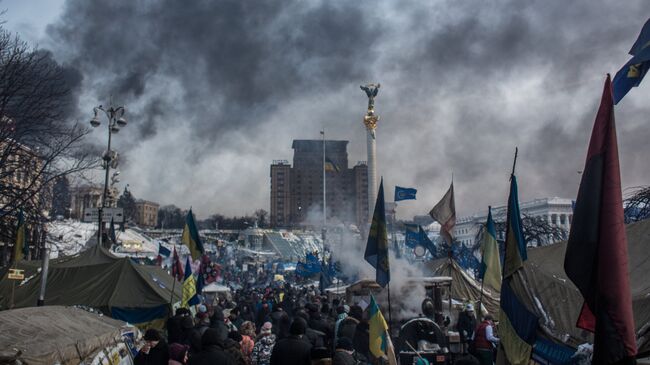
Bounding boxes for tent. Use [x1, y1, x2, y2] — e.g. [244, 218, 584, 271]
[511, 219, 650, 355]
[428, 258, 500, 317]
[0, 244, 181, 328]
[0, 306, 137, 365]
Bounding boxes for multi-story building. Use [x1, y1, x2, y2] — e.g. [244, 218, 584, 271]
[454, 197, 574, 247]
[70, 185, 119, 220]
[134, 199, 159, 228]
[270, 140, 369, 229]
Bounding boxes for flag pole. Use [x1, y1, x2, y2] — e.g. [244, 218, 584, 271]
[511, 147, 518, 177]
[477, 206, 490, 321]
[168, 275, 177, 317]
[387, 281, 393, 335]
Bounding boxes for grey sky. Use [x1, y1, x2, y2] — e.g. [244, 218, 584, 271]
[3, 1, 649, 220]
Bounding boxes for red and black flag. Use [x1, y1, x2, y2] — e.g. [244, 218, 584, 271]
[564, 75, 637, 364]
[171, 246, 184, 282]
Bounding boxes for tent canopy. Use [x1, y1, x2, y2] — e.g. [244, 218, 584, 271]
[0, 244, 181, 323]
[0, 306, 134, 365]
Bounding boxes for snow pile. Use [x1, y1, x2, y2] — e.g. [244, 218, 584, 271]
[47, 220, 97, 258]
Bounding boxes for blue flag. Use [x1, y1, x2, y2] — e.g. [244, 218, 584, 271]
[158, 242, 171, 257]
[613, 18, 650, 104]
[364, 178, 390, 287]
[394, 186, 417, 201]
[405, 224, 420, 248]
[418, 226, 436, 256]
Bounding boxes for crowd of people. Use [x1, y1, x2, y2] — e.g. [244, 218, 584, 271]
[133, 281, 500, 365]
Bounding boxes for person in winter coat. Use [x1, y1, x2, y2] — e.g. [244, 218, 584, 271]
[251, 322, 276, 365]
[188, 328, 235, 365]
[223, 331, 248, 365]
[332, 338, 358, 365]
[456, 304, 477, 354]
[239, 321, 256, 363]
[473, 315, 499, 365]
[270, 318, 312, 365]
[167, 308, 191, 344]
[135, 329, 169, 365]
[168, 343, 189, 365]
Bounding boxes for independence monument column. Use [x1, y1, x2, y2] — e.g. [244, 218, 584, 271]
[360, 83, 380, 223]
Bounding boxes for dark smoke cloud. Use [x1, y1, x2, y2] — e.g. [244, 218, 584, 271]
[37, 0, 649, 218]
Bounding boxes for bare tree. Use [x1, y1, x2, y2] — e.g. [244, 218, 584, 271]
[473, 212, 568, 251]
[624, 185, 650, 223]
[0, 28, 96, 261]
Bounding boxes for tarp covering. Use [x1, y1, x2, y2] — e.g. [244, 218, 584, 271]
[428, 258, 501, 317]
[511, 219, 650, 354]
[0, 306, 132, 365]
[0, 244, 181, 318]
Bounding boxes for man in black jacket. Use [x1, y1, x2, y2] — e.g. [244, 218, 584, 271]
[270, 317, 312, 365]
[188, 328, 235, 365]
[134, 329, 169, 365]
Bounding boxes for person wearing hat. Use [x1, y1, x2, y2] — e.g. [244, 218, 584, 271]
[332, 337, 356, 365]
[251, 322, 276, 365]
[188, 328, 235, 365]
[456, 303, 477, 354]
[135, 329, 169, 365]
[270, 318, 312, 365]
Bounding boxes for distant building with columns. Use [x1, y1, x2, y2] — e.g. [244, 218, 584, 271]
[454, 197, 574, 247]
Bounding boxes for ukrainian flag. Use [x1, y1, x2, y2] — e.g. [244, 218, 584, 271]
[479, 207, 501, 291]
[368, 295, 397, 365]
[324, 156, 340, 172]
[182, 208, 204, 261]
[182, 257, 200, 308]
[13, 210, 26, 262]
[498, 175, 538, 365]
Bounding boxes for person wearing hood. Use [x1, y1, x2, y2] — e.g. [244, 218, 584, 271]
[223, 331, 248, 365]
[251, 322, 276, 365]
[270, 318, 312, 365]
[332, 337, 358, 365]
[135, 329, 169, 365]
[188, 328, 235, 365]
[168, 343, 189, 365]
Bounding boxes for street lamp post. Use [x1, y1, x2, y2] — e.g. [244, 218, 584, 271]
[90, 103, 127, 249]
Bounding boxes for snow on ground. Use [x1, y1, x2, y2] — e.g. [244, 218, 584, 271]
[46, 220, 97, 258]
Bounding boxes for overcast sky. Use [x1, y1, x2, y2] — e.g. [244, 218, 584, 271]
[3, 0, 649, 220]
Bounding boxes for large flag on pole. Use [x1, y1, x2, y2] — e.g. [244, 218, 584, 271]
[564, 75, 637, 363]
[182, 208, 204, 261]
[498, 174, 538, 365]
[182, 257, 200, 308]
[479, 207, 501, 291]
[429, 182, 456, 245]
[394, 186, 417, 201]
[13, 210, 26, 262]
[368, 295, 397, 365]
[613, 18, 650, 104]
[365, 178, 390, 288]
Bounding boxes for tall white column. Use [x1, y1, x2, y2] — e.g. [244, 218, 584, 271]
[367, 128, 377, 222]
[361, 83, 381, 225]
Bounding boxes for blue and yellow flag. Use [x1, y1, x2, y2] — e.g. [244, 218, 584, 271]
[498, 175, 538, 365]
[13, 210, 26, 262]
[364, 178, 389, 287]
[182, 257, 200, 308]
[182, 208, 204, 261]
[324, 156, 340, 172]
[479, 207, 501, 291]
[613, 18, 650, 104]
[369, 295, 397, 365]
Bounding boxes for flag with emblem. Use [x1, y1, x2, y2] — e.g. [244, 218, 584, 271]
[429, 182, 456, 245]
[182, 256, 199, 307]
[613, 18, 650, 103]
[368, 295, 397, 365]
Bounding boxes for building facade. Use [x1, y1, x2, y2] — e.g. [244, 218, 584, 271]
[270, 140, 368, 229]
[135, 199, 160, 228]
[70, 185, 119, 220]
[454, 197, 574, 247]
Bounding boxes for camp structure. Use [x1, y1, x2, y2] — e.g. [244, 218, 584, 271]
[0, 305, 139, 365]
[0, 244, 181, 328]
[510, 219, 650, 357]
[428, 258, 500, 317]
